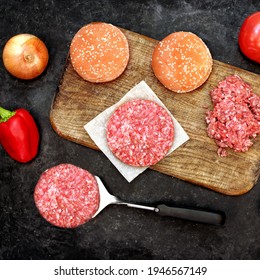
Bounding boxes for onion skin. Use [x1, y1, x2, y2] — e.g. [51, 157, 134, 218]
[2, 34, 49, 80]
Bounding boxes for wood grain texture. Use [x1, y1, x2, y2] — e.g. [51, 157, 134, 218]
[50, 28, 260, 195]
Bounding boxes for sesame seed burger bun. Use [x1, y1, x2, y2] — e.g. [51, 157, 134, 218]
[70, 22, 129, 83]
[152, 31, 213, 93]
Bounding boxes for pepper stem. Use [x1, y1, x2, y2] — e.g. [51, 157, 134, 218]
[0, 107, 16, 123]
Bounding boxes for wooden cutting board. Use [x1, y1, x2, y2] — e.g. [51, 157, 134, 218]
[50, 28, 260, 196]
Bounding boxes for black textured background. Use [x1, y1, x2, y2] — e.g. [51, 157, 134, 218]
[0, 0, 260, 260]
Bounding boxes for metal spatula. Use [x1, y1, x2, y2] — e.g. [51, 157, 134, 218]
[93, 176, 225, 225]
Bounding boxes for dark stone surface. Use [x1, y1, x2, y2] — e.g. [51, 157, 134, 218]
[0, 0, 260, 260]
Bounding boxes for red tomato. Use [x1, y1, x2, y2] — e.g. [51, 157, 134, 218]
[238, 11, 260, 63]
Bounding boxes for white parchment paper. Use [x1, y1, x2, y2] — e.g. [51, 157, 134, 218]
[84, 81, 189, 182]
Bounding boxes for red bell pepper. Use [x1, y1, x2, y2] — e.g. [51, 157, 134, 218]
[0, 106, 39, 163]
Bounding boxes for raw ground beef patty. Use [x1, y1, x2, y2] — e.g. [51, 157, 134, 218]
[34, 164, 100, 228]
[206, 75, 260, 157]
[106, 99, 174, 166]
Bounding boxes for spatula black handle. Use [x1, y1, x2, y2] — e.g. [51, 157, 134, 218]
[156, 204, 225, 225]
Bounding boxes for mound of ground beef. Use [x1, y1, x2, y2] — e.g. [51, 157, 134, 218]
[206, 74, 260, 157]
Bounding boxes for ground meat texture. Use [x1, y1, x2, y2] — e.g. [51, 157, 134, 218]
[70, 22, 129, 83]
[106, 99, 174, 166]
[152, 31, 212, 93]
[34, 164, 100, 228]
[206, 75, 260, 157]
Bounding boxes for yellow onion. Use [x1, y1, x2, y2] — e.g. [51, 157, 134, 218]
[3, 34, 49, 79]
